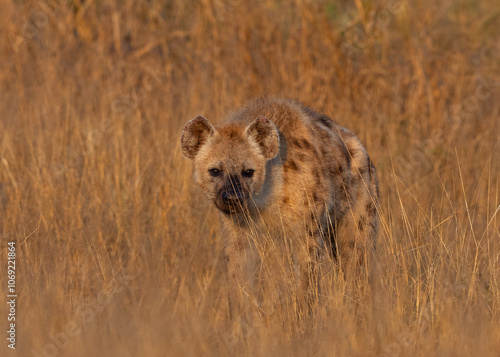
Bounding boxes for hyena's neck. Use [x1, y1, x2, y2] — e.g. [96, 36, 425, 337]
[220, 209, 281, 243]
[220, 196, 284, 235]
[253, 158, 284, 210]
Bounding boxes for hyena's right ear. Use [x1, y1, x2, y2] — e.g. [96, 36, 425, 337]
[180, 116, 215, 159]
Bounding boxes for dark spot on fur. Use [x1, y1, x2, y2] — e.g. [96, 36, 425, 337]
[300, 104, 335, 130]
[300, 104, 321, 118]
[297, 152, 308, 161]
[366, 202, 376, 215]
[301, 139, 312, 150]
[317, 115, 334, 129]
[291, 138, 303, 149]
[312, 193, 320, 202]
[282, 196, 291, 205]
[329, 165, 339, 176]
[370, 158, 376, 173]
[368, 156, 378, 183]
[285, 159, 299, 171]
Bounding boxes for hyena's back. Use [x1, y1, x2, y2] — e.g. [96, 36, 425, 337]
[227, 97, 379, 267]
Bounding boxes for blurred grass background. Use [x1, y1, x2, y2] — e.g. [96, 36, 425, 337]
[0, 0, 499, 356]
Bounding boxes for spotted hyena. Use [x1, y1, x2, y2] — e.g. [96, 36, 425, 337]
[181, 97, 379, 316]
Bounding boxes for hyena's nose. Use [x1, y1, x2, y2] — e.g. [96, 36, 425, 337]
[221, 190, 242, 204]
[221, 176, 244, 204]
[221, 191, 230, 202]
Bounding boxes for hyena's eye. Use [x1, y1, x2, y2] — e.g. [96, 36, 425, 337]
[242, 169, 255, 178]
[209, 168, 222, 177]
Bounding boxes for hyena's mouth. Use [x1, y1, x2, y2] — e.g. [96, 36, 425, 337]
[213, 198, 247, 215]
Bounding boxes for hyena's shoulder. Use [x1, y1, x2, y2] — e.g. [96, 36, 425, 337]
[299, 102, 376, 185]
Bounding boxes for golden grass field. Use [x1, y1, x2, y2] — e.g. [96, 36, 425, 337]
[1, 0, 499, 356]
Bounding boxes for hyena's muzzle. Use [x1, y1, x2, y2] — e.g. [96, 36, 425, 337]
[214, 176, 250, 214]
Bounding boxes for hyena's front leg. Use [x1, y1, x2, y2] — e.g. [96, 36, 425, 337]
[223, 234, 269, 348]
[223, 231, 260, 321]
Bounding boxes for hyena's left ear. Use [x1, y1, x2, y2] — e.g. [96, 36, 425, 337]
[181, 116, 215, 159]
[245, 116, 279, 160]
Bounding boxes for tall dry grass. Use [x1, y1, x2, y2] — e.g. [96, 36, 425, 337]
[0, 0, 499, 356]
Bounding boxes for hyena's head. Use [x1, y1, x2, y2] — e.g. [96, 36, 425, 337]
[180, 115, 279, 215]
